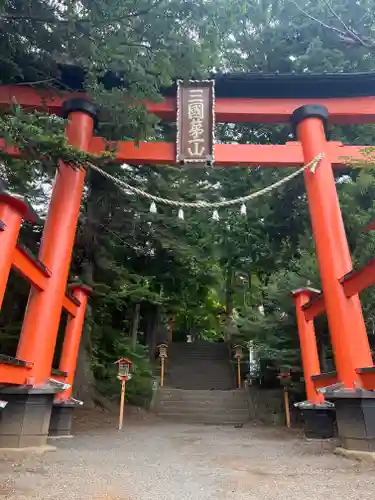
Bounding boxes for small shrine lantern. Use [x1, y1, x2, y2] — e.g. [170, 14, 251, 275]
[157, 343, 168, 387]
[277, 370, 291, 385]
[157, 343, 168, 359]
[233, 345, 243, 388]
[115, 357, 133, 381]
[115, 357, 133, 431]
[233, 344, 243, 359]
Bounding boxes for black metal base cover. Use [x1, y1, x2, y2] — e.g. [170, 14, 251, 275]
[334, 396, 375, 452]
[302, 407, 336, 439]
[48, 403, 75, 437]
[0, 391, 54, 448]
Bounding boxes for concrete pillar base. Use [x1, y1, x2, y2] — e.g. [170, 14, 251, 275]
[327, 389, 375, 452]
[48, 401, 76, 438]
[0, 386, 59, 448]
[299, 405, 336, 439]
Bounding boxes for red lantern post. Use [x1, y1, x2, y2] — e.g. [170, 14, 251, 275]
[115, 357, 133, 430]
[233, 345, 243, 389]
[278, 371, 292, 429]
[157, 344, 168, 387]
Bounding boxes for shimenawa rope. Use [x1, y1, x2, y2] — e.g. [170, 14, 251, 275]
[87, 154, 324, 218]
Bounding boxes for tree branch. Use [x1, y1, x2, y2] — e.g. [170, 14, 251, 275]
[121, 0, 166, 19]
[289, 0, 375, 49]
[14, 78, 57, 86]
[289, 0, 347, 36]
[321, 0, 371, 48]
[1, 0, 165, 25]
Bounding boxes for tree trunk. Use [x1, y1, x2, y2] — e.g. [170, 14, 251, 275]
[318, 335, 328, 373]
[72, 170, 117, 410]
[73, 309, 96, 407]
[130, 303, 141, 350]
[145, 306, 156, 357]
[73, 260, 96, 407]
[145, 304, 160, 357]
[225, 264, 234, 342]
[151, 304, 161, 354]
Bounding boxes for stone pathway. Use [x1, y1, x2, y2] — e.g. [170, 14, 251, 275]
[1, 411, 374, 500]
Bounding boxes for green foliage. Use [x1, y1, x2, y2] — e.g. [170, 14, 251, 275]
[1, 108, 99, 165]
[0, 0, 229, 139]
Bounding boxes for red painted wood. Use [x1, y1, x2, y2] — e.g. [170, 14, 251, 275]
[57, 287, 90, 401]
[2, 85, 375, 124]
[304, 259, 375, 320]
[88, 138, 367, 167]
[0, 137, 367, 167]
[297, 116, 372, 388]
[17, 110, 94, 384]
[356, 369, 375, 390]
[0, 85, 83, 114]
[303, 296, 326, 321]
[312, 373, 338, 391]
[292, 289, 324, 404]
[341, 259, 375, 298]
[0, 364, 32, 385]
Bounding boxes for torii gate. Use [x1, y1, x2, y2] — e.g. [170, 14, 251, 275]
[1, 73, 375, 450]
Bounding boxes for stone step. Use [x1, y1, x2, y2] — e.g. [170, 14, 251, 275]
[166, 371, 232, 376]
[168, 354, 230, 358]
[166, 367, 232, 373]
[167, 357, 230, 362]
[164, 341, 235, 391]
[156, 395, 249, 404]
[165, 376, 233, 382]
[158, 392, 248, 400]
[168, 347, 229, 352]
[166, 366, 232, 370]
[158, 393, 248, 401]
[156, 412, 248, 424]
[170, 361, 230, 364]
[160, 389, 246, 401]
[155, 387, 249, 424]
[168, 348, 229, 353]
[166, 374, 232, 379]
[158, 404, 249, 413]
[165, 385, 234, 390]
[166, 366, 230, 372]
[168, 348, 229, 356]
[165, 366, 233, 370]
[169, 346, 228, 350]
[159, 389, 245, 397]
[156, 407, 248, 414]
[158, 400, 247, 407]
[165, 377, 234, 390]
[166, 381, 233, 386]
[166, 375, 232, 379]
[170, 342, 226, 346]
[157, 410, 249, 418]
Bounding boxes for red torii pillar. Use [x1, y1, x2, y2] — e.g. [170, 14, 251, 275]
[56, 284, 92, 402]
[0, 192, 38, 308]
[292, 288, 324, 405]
[17, 99, 96, 386]
[291, 105, 373, 389]
[48, 284, 92, 438]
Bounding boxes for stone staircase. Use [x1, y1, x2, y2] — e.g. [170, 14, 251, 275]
[155, 341, 249, 424]
[164, 341, 233, 390]
[155, 388, 250, 424]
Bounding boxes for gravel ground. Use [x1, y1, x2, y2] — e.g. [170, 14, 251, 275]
[0, 410, 375, 500]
